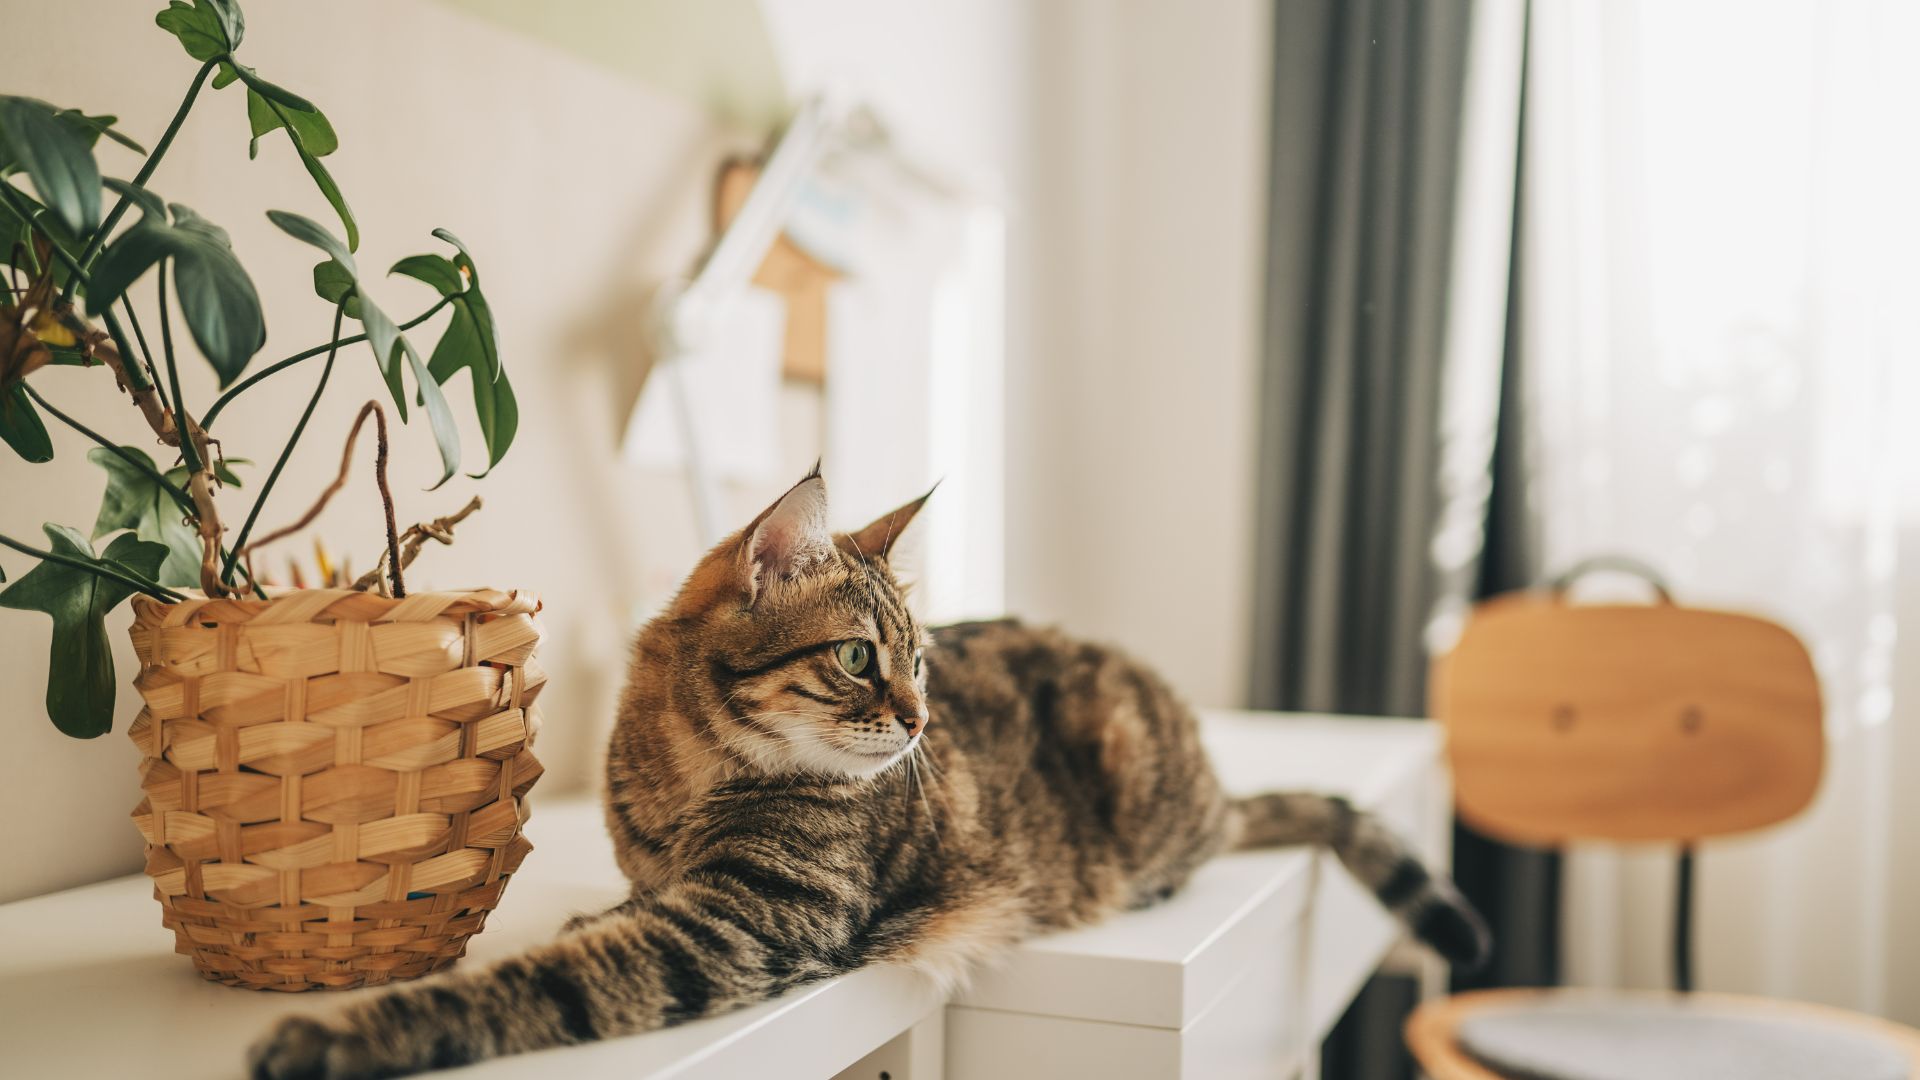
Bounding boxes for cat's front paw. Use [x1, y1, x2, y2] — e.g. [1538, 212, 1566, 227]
[247, 1015, 377, 1080]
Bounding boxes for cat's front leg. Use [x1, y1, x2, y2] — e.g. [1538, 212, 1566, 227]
[248, 859, 864, 1078]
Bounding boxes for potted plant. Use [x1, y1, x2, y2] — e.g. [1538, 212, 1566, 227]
[0, 0, 546, 991]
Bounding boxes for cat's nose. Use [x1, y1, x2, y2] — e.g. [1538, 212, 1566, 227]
[896, 714, 928, 737]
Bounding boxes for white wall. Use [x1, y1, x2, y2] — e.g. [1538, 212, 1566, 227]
[2, 0, 1270, 905]
[0, 0, 1031, 903]
[1006, 0, 1271, 709]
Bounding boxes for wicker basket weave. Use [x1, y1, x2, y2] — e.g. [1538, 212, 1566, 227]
[125, 587, 546, 992]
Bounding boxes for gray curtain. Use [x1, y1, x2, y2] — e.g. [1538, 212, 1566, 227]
[1249, 0, 1475, 721]
[1248, 1, 1551, 1077]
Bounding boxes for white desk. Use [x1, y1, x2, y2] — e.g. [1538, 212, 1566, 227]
[0, 712, 1446, 1079]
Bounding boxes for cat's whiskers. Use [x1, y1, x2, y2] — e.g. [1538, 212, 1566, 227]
[909, 739, 955, 824]
[915, 739, 944, 778]
[909, 752, 941, 844]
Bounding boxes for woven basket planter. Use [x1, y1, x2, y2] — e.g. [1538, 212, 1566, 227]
[125, 587, 546, 992]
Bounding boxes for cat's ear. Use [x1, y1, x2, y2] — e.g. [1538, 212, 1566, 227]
[840, 483, 937, 562]
[740, 467, 834, 602]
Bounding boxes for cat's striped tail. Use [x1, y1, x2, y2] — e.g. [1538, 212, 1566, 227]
[1229, 791, 1491, 971]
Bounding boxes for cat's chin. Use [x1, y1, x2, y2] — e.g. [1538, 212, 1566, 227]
[773, 740, 910, 780]
[838, 747, 910, 779]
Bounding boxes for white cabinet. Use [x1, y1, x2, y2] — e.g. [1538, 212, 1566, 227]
[939, 714, 1444, 1080]
[0, 713, 1445, 1079]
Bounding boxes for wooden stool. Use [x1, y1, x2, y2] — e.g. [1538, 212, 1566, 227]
[1413, 564, 1920, 1077]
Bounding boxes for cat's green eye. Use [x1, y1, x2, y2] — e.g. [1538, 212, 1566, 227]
[835, 639, 874, 677]
[913, 648, 925, 677]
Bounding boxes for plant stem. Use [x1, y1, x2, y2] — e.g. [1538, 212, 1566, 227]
[118, 297, 170, 413]
[154, 270, 233, 598]
[371, 405, 404, 597]
[200, 295, 452, 429]
[96, 307, 178, 446]
[353, 494, 480, 595]
[64, 58, 218, 300]
[0, 532, 187, 603]
[221, 305, 347, 585]
[155, 271, 202, 475]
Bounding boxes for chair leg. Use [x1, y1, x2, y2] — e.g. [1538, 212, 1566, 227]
[1673, 845, 1695, 993]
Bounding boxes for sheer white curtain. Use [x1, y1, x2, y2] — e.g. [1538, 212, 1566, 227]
[1524, 0, 1918, 1013]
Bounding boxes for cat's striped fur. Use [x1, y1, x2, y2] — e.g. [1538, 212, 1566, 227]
[249, 471, 1488, 1079]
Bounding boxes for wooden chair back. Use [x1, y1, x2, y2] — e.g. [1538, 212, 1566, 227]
[1431, 588, 1823, 846]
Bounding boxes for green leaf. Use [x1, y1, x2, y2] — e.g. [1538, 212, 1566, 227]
[0, 97, 101, 236]
[393, 233, 514, 472]
[154, 0, 231, 63]
[235, 70, 319, 120]
[432, 320, 517, 477]
[67, 112, 145, 155]
[244, 86, 335, 157]
[311, 256, 364, 319]
[89, 446, 204, 587]
[405, 340, 460, 489]
[0, 99, 146, 159]
[363, 301, 407, 421]
[0, 384, 54, 463]
[0, 189, 28, 270]
[52, 106, 145, 156]
[430, 229, 501, 382]
[274, 211, 477, 483]
[270, 212, 398, 402]
[88, 192, 266, 386]
[292, 138, 356, 254]
[423, 295, 515, 474]
[389, 253, 462, 297]
[269, 208, 352, 266]
[271, 209, 422, 421]
[207, 0, 245, 52]
[100, 175, 164, 221]
[167, 203, 267, 383]
[0, 525, 167, 738]
[396, 232, 514, 473]
[247, 91, 355, 250]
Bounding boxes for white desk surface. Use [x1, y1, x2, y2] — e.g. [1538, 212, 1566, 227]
[0, 711, 1440, 1079]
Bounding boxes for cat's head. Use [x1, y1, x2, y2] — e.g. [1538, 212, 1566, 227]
[659, 468, 935, 779]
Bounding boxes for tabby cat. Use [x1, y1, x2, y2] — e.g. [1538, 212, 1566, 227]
[250, 470, 1489, 1079]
